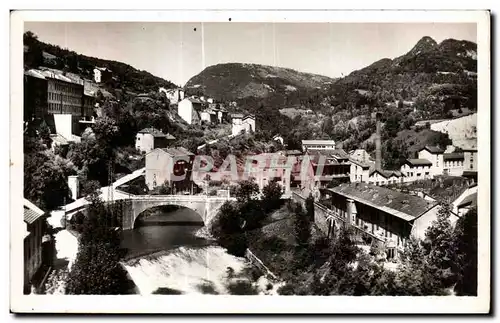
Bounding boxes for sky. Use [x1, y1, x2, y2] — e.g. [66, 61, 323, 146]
[24, 22, 477, 86]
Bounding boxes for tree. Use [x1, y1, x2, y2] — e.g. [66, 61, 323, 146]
[293, 202, 311, 247]
[305, 194, 315, 222]
[66, 196, 129, 294]
[422, 203, 457, 288]
[453, 207, 478, 296]
[262, 179, 283, 212]
[235, 179, 260, 204]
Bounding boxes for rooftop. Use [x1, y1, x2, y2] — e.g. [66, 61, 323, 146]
[369, 168, 404, 178]
[24, 199, 46, 225]
[443, 152, 465, 161]
[138, 128, 176, 139]
[328, 183, 438, 222]
[349, 158, 371, 169]
[405, 158, 433, 166]
[160, 147, 194, 157]
[457, 192, 477, 209]
[421, 146, 445, 154]
[302, 139, 336, 145]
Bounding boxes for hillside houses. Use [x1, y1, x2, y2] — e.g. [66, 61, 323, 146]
[231, 114, 256, 136]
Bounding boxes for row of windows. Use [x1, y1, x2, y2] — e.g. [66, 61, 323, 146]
[444, 160, 464, 167]
[48, 92, 82, 105]
[405, 172, 430, 177]
[48, 103, 82, 115]
[305, 145, 335, 149]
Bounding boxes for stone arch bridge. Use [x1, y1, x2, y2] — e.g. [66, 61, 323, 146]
[64, 190, 235, 230]
[121, 194, 236, 230]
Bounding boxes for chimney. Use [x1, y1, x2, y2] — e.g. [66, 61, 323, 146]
[68, 175, 79, 200]
[375, 113, 382, 170]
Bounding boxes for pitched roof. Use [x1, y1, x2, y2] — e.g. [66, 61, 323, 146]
[421, 146, 445, 154]
[443, 152, 465, 161]
[160, 147, 194, 157]
[349, 158, 371, 169]
[138, 128, 176, 139]
[457, 192, 477, 209]
[405, 158, 433, 166]
[369, 168, 404, 178]
[24, 199, 46, 224]
[328, 183, 438, 221]
[243, 114, 255, 120]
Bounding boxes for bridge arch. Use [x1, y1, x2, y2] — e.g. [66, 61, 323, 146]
[131, 201, 206, 229]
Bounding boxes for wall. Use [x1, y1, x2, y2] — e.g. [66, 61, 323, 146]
[464, 151, 478, 171]
[368, 172, 388, 186]
[135, 133, 154, 153]
[145, 149, 170, 189]
[54, 114, 73, 140]
[443, 159, 465, 176]
[411, 205, 444, 240]
[24, 220, 43, 290]
[350, 164, 369, 183]
[178, 100, 193, 125]
[418, 150, 443, 176]
[400, 164, 431, 182]
[47, 79, 83, 116]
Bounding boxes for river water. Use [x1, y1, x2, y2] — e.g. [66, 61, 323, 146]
[120, 207, 250, 295]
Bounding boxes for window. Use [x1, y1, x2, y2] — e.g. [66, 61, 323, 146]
[425, 172, 429, 176]
[417, 173, 421, 177]
[376, 181, 379, 186]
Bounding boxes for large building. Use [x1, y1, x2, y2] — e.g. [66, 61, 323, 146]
[368, 169, 404, 186]
[24, 68, 94, 120]
[145, 147, 195, 192]
[231, 114, 256, 136]
[24, 70, 48, 121]
[23, 199, 47, 294]
[324, 183, 454, 258]
[350, 159, 372, 183]
[400, 159, 433, 182]
[417, 146, 445, 177]
[301, 140, 336, 152]
[443, 152, 465, 176]
[178, 97, 203, 125]
[135, 128, 176, 153]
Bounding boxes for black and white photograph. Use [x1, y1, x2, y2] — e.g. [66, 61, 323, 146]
[9, 9, 490, 314]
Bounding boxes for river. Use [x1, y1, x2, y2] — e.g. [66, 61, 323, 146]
[120, 207, 251, 295]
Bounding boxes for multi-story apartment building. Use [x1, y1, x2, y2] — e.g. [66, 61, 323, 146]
[24, 68, 86, 117]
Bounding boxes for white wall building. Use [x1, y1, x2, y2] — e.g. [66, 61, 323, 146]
[301, 140, 336, 152]
[350, 159, 371, 183]
[231, 114, 256, 136]
[400, 159, 433, 182]
[418, 146, 445, 177]
[443, 152, 465, 176]
[160, 88, 185, 105]
[178, 97, 203, 125]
